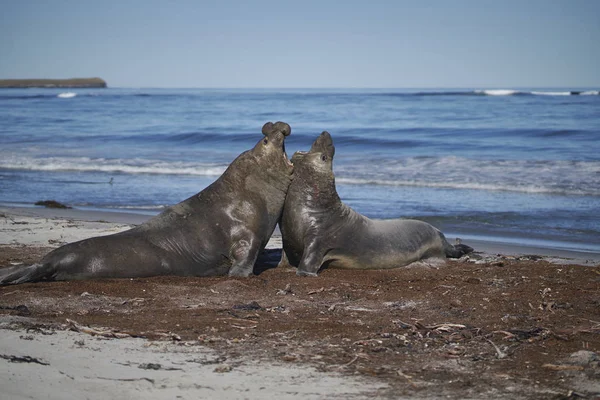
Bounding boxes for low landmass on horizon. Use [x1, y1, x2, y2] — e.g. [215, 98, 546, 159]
[0, 78, 106, 88]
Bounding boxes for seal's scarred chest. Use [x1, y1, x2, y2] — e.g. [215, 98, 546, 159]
[312, 183, 320, 199]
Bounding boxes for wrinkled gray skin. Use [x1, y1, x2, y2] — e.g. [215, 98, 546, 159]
[279, 131, 473, 276]
[0, 122, 293, 285]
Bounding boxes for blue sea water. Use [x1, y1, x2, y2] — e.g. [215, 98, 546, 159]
[0, 88, 599, 254]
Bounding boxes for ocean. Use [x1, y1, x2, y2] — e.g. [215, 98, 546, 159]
[0, 88, 599, 254]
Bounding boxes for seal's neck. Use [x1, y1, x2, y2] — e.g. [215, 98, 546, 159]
[292, 169, 342, 210]
[223, 154, 292, 216]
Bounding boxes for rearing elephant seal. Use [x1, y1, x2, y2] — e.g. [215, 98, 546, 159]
[0, 122, 293, 285]
[279, 131, 473, 276]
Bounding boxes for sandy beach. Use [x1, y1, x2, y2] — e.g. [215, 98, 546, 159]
[1, 205, 599, 399]
[1, 316, 382, 400]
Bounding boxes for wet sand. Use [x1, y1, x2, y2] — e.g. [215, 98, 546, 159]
[1, 205, 598, 263]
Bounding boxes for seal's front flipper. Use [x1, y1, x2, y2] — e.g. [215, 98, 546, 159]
[452, 243, 474, 257]
[296, 239, 325, 277]
[228, 236, 260, 277]
[444, 241, 474, 258]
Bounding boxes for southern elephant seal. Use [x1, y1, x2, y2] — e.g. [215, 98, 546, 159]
[278, 131, 473, 276]
[0, 122, 293, 285]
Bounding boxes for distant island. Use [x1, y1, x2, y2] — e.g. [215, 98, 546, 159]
[0, 78, 107, 88]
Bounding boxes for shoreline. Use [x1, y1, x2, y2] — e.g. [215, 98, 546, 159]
[1, 205, 598, 265]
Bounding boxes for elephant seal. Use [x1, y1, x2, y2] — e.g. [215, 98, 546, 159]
[0, 122, 293, 285]
[278, 131, 473, 276]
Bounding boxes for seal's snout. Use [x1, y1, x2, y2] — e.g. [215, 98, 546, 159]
[260, 122, 293, 171]
[262, 121, 291, 137]
[310, 131, 335, 159]
[319, 131, 333, 146]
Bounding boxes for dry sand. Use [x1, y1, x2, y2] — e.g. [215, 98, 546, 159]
[1, 206, 599, 399]
[1, 316, 381, 400]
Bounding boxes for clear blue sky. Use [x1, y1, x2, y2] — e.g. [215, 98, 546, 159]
[1, 0, 599, 88]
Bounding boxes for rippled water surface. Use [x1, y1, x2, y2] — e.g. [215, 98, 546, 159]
[1, 88, 598, 252]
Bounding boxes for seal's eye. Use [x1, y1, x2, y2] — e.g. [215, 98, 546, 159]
[321, 154, 328, 162]
[263, 138, 268, 145]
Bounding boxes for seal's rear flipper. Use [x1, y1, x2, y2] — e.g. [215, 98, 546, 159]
[0, 263, 57, 286]
[445, 243, 474, 258]
[438, 232, 474, 259]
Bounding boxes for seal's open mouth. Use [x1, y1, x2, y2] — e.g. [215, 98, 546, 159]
[283, 143, 293, 168]
[290, 151, 308, 165]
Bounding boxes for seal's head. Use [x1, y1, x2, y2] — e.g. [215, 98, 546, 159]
[250, 121, 293, 176]
[292, 131, 335, 176]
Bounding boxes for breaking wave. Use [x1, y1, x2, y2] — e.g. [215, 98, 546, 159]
[0, 155, 227, 176]
[477, 89, 599, 96]
[336, 177, 595, 196]
[384, 89, 600, 97]
[57, 92, 77, 98]
[1, 89, 598, 102]
[2, 154, 598, 197]
[334, 157, 600, 197]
